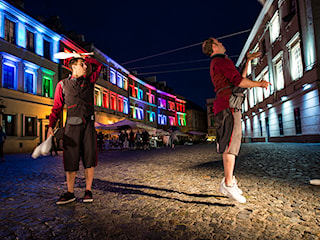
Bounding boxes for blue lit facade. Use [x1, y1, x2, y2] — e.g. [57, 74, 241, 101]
[237, 0, 320, 143]
[0, 0, 61, 153]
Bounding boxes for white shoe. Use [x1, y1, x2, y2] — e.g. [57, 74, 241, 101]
[220, 176, 243, 194]
[219, 181, 246, 203]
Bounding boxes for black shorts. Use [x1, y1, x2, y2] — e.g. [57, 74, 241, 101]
[63, 121, 97, 171]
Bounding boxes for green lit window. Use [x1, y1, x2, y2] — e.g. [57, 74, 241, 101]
[43, 77, 52, 98]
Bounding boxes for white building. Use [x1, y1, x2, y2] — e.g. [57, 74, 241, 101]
[237, 0, 320, 143]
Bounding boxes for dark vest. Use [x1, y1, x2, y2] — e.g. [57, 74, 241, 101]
[60, 76, 95, 119]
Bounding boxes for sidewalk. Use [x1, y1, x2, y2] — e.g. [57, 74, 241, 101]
[1, 143, 320, 239]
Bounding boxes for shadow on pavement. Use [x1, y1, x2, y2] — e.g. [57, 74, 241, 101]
[90, 178, 235, 207]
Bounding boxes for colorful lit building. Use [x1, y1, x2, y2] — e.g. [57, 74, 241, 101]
[237, 0, 320, 143]
[0, 0, 189, 153]
[128, 74, 157, 129]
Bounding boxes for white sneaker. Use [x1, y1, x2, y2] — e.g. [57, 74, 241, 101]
[219, 181, 246, 203]
[220, 176, 243, 195]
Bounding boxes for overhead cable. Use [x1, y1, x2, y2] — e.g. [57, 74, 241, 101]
[121, 29, 251, 65]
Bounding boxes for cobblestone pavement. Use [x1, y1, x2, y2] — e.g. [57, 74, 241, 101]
[1, 142, 320, 240]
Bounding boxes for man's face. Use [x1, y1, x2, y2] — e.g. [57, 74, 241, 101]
[211, 38, 226, 55]
[72, 59, 90, 78]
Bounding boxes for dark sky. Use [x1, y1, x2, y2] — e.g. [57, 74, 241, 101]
[22, 0, 263, 109]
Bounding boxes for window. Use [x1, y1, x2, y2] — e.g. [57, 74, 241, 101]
[149, 111, 156, 122]
[248, 88, 255, 108]
[43, 39, 51, 60]
[25, 116, 36, 136]
[117, 74, 123, 88]
[158, 98, 166, 109]
[102, 67, 108, 80]
[94, 88, 102, 106]
[110, 93, 117, 110]
[255, 73, 264, 103]
[123, 77, 128, 90]
[278, 114, 284, 135]
[26, 30, 35, 52]
[169, 116, 176, 126]
[4, 18, 15, 44]
[294, 108, 302, 134]
[43, 77, 52, 98]
[273, 52, 284, 91]
[2, 114, 16, 136]
[168, 101, 175, 111]
[262, 68, 271, 98]
[3, 64, 15, 89]
[123, 98, 129, 114]
[25, 72, 35, 93]
[137, 89, 143, 100]
[265, 117, 270, 138]
[251, 44, 260, 66]
[259, 120, 263, 136]
[150, 94, 155, 104]
[110, 68, 116, 84]
[117, 96, 124, 113]
[102, 90, 109, 108]
[287, 33, 303, 81]
[270, 11, 280, 43]
[158, 114, 167, 125]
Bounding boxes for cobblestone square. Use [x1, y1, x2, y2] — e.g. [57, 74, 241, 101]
[1, 143, 320, 239]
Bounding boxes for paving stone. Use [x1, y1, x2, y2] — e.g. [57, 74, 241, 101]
[1, 143, 320, 239]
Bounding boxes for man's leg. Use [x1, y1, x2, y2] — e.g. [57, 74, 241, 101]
[84, 167, 94, 191]
[56, 171, 77, 205]
[66, 171, 77, 193]
[223, 152, 235, 186]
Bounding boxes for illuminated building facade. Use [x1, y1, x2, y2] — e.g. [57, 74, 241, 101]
[0, 0, 60, 152]
[0, 0, 187, 153]
[128, 74, 157, 128]
[237, 0, 320, 143]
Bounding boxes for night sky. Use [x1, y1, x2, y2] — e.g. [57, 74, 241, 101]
[22, 0, 263, 109]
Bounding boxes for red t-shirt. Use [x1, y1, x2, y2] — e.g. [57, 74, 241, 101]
[210, 54, 243, 115]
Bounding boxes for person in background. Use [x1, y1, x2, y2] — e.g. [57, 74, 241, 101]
[47, 53, 102, 205]
[142, 130, 150, 150]
[0, 125, 6, 162]
[202, 37, 270, 203]
[97, 132, 104, 152]
[129, 129, 135, 150]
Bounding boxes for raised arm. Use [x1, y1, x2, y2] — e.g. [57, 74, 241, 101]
[85, 57, 103, 83]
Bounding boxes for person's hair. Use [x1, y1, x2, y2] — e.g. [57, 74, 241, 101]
[202, 38, 215, 57]
[68, 58, 83, 69]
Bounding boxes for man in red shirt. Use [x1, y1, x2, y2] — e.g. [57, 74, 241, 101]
[202, 37, 270, 203]
[47, 54, 102, 204]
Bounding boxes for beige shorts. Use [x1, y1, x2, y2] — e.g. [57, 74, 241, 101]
[224, 110, 242, 156]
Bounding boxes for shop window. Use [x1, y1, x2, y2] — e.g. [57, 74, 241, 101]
[294, 108, 302, 134]
[2, 114, 16, 136]
[25, 116, 36, 136]
[278, 114, 284, 136]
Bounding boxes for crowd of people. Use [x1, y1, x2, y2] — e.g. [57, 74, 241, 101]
[97, 129, 162, 151]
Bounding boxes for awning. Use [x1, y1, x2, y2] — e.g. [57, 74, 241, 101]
[95, 119, 156, 131]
